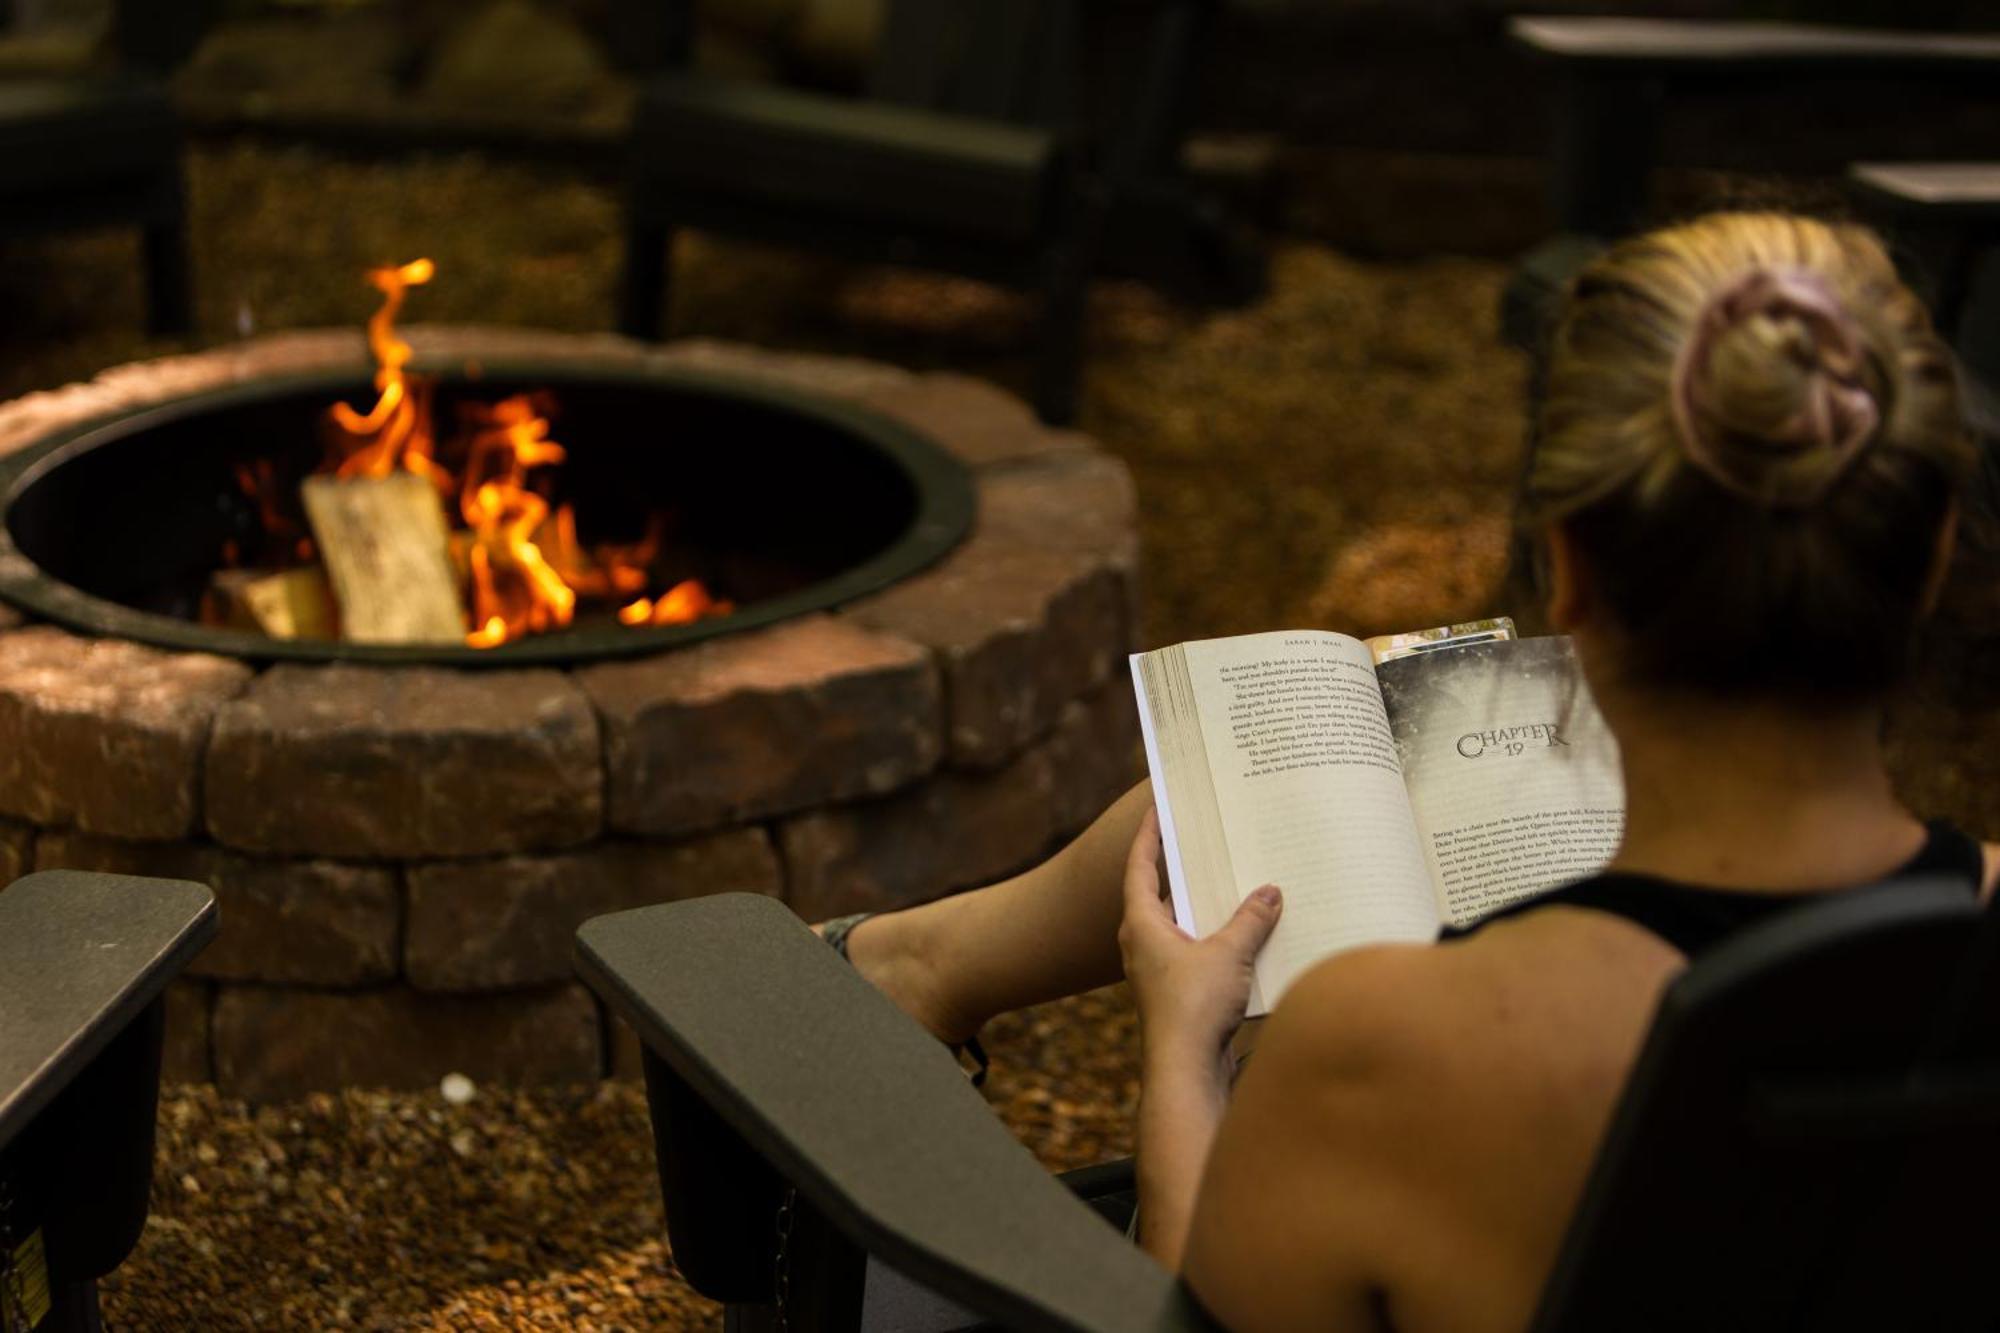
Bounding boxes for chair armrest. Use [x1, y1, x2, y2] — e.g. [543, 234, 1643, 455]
[634, 73, 1066, 245]
[639, 73, 1062, 178]
[575, 893, 1215, 1332]
[1509, 17, 2000, 76]
[0, 870, 216, 1148]
[1850, 163, 2000, 223]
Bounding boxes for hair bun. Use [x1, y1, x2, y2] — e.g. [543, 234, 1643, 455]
[1669, 267, 1882, 508]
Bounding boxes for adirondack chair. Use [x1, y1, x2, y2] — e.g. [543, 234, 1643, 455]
[0, 870, 215, 1333]
[614, 0, 1215, 426]
[1500, 17, 2000, 354]
[0, 0, 209, 335]
[576, 875, 2000, 1332]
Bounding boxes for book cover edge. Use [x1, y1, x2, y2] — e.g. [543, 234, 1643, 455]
[1130, 651, 1199, 934]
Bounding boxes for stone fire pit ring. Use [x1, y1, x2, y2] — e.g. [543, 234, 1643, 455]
[0, 329, 1143, 1100]
[0, 356, 977, 666]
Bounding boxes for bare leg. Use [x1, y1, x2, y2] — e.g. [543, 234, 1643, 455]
[834, 782, 1153, 1043]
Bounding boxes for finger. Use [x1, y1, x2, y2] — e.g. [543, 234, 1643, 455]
[1212, 885, 1283, 960]
[1122, 807, 1173, 921]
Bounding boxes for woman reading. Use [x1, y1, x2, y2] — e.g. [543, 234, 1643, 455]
[820, 212, 1996, 1331]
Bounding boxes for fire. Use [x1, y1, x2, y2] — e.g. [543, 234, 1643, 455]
[620, 580, 731, 626]
[234, 458, 315, 566]
[457, 395, 576, 646]
[312, 259, 727, 647]
[329, 259, 437, 482]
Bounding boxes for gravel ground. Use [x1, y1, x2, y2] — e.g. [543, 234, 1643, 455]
[101, 988, 1140, 1330]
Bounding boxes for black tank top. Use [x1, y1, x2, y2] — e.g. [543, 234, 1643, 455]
[1440, 821, 1990, 959]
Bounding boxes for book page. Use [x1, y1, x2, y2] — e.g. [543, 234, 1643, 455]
[1182, 632, 1439, 1011]
[1133, 647, 1238, 946]
[1377, 637, 1624, 927]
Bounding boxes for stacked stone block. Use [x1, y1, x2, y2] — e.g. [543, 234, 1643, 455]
[0, 331, 1143, 1100]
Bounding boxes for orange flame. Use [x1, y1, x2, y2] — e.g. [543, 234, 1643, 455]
[311, 259, 731, 647]
[329, 259, 437, 481]
[620, 580, 733, 626]
[541, 507, 661, 600]
[456, 395, 577, 646]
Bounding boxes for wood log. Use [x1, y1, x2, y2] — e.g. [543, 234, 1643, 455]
[301, 473, 466, 645]
[245, 567, 340, 640]
[207, 567, 340, 640]
[205, 569, 262, 632]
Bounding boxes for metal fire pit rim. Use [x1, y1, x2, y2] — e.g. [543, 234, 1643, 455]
[0, 357, 976, 667]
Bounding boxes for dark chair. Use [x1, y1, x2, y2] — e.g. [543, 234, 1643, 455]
[614, 0, 1216, 426]
[0, 0, 209, 336]
[1849, 163, 2000, 608]
[1849, 163, 2000, 433]
[0, 871, 216, 1333]
[576, 875, 2000, 1331]
[1500, 17, 2000, 355]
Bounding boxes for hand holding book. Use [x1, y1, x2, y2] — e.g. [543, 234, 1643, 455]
[1131, 621, 1624, 1015]
[1118, 805, 1282, 1074]
[1119, 803, 1284, 1267]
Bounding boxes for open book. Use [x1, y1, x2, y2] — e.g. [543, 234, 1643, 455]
[1132, 622, 1624, 1015]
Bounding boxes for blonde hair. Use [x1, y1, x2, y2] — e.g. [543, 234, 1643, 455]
[1524, 213, 1972, 700]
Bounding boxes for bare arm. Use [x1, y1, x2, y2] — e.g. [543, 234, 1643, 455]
[1136, 1027, 1233, 1269]
[1120, 810, 1283, 1270]
[1181, 955, 1419, 1332]
[930, 781, 1153, 1012]
[846, 782, 1155, 1042]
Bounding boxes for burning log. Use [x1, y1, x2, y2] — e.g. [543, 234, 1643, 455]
[302, 473, 466, 645]
[208, 567, 340, 641]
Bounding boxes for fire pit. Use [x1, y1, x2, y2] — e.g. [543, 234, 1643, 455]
[0, 358, 968, 664]
[0, 264, 972, 661]
[0, 328, 1141, 1100]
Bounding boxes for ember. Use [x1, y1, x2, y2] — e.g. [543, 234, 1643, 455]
[224, 259, 730, 648]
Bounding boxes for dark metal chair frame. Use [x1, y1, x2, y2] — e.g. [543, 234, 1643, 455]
[0, 0, 209, 336]
[612, 0, 1222, 426]
[1500, 16, 2000, 353]
[578, 873, 2000, 1332]
[1848, 162, 2000, 585]
[1850, 163, 2000, 433]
